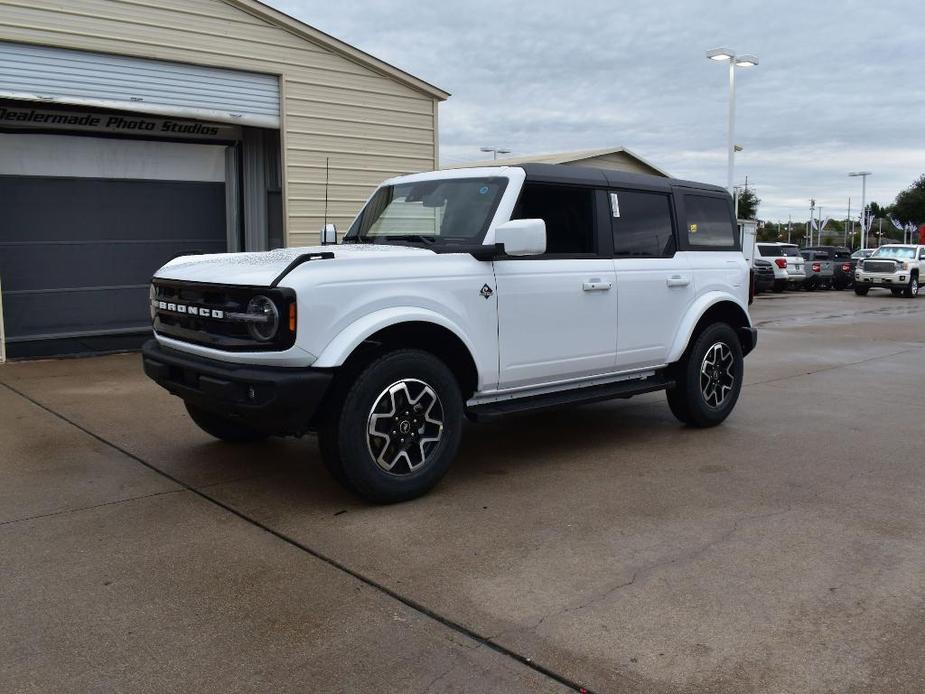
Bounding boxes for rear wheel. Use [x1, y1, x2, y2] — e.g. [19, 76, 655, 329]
[854, 286, 870, 296]
[318, 350, 463, 503]
[903, 275, 919, 298]
[666, 323, 743, 428]
[185, 402, 268, 443]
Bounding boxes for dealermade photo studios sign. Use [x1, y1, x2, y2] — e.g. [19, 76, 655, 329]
[0, 105, 241, 141]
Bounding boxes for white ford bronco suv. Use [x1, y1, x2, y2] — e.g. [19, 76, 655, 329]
[143, 164, 756, 502]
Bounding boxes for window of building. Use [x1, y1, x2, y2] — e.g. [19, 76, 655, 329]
[610, 190, 675, 257]
[684, 195, 736, 248]
[512, 184, 595, 255]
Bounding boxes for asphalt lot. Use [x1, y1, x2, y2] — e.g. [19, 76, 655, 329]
[2, 290, 925, 693]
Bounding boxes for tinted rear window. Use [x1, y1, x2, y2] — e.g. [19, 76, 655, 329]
[610, 190, 675, 257]
[779, 246, 800, 257]
[684, 195, 736, 248]
[757, 244, 780, 257]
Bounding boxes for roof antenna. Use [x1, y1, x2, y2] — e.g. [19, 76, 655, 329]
[323, 156, 330, 229]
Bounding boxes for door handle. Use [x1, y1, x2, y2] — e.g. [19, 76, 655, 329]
[666, 275, 690, 288]
[582, 279, 612, 291]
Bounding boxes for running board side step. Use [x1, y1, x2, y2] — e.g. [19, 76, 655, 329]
[466, 374, 674, 421]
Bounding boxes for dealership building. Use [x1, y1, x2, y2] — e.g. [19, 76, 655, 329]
[0, 0, 447, 357]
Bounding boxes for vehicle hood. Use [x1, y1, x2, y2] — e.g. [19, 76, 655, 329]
[154, 243, 434, 286]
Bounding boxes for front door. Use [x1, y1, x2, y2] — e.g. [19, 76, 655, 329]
[493, 183, 617, 389]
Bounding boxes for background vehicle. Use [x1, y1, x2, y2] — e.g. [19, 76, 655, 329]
[854, 244, 924, 298]
[805, 245, 854, 289]
[756, 242, 805, 292]
[752, 258, 775, 294]
[851, 248, 875, 261]
[143, 164, 756, 502]
[800, 250, 834, 290]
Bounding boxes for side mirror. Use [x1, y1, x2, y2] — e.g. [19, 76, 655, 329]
[494, 219, 546, 257]
[320, 223, 337, 245]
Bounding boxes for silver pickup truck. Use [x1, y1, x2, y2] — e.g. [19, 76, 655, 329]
[800, 249, 834, 290]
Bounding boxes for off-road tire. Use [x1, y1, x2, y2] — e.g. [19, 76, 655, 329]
[318, 349, 463, 503]
[903, 275, 919, 299]
[185, 402, 268, 443]
[854, 286, 870, 296]
[666, 323, 743, 428]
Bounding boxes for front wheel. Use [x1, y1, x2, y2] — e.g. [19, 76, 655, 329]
[903, 276, 919, 298]
[319, 350, 463, 503]
[185, 402, 268, 443]
[666, 323, 744, 428]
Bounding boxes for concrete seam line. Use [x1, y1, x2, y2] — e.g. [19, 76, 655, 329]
[0, 488, 186, 528]
[0, 381, 596, 694]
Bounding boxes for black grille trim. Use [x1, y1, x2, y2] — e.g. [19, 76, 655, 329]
[152, 279, 296, 352]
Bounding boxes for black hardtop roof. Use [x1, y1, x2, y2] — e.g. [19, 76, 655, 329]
[518, 162, 729, 196]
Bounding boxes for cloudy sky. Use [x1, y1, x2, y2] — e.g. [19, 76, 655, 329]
[268, 0, 923, 222]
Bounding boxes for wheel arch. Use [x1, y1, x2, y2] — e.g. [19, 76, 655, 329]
[313, 309, 481, 399]
[668, 295, 754, 363]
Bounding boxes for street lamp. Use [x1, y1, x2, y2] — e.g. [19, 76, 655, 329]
[849, 171, 872, 249]
[480, 146, 511, 160]
[706, 48, 759, 193]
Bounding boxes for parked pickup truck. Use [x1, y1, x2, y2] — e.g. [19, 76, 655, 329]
[804, 245, 854, 289]
[855, 244, 925, 298]
[800, 249, 834, 290]
[142, 164, 756, 502]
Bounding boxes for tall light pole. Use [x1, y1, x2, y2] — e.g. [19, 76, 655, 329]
[480, 146, 511, 160]
[706, 48, 758, 193]
[849, 171, 871, 248]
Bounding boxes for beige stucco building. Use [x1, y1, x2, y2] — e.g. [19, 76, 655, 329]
[0, 0, 446, 356]
[448, 147, 669, 177]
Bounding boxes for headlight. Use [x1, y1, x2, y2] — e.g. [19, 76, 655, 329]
[246, 295, 279, 342]
[899, 261, 909, 271]
[856, 261, 864, 270]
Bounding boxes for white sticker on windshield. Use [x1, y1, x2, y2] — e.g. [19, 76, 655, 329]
[610, 192, 620, 218]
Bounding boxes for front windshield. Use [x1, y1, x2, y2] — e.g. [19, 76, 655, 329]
[871, 246, 916, 259]
[345, 177, 508, 245]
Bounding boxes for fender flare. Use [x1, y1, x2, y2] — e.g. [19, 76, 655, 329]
[312, 306, 480, 369]
[666, 292, 751, 364]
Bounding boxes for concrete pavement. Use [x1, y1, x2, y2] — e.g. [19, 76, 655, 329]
[2, 290, 925, 693]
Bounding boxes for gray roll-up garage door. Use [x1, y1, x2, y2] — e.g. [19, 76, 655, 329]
[0, 133, 227, 357]
[0, 41, 279, 128]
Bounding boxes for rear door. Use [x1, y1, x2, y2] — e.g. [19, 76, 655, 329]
[610, 188, 693, 370]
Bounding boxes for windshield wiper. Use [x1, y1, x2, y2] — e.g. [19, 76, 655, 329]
[375, 234, 437, 245]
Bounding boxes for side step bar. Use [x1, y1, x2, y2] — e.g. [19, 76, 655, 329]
[466, 373, 674, 421]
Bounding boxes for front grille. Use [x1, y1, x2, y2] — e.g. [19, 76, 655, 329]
[152, 280, 296, 352]
[864, 260, 898, 273]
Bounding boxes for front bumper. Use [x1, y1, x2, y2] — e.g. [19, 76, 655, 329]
[855, 271, 909, 286]
[142, 339, 333, 435]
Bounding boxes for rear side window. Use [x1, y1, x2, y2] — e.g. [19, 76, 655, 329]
[684, 194, 736, 248]
[512, 183, 595, 255]
[610, 190, 675, 257]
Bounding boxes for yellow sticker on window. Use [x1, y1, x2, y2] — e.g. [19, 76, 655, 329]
[690, 223, 698, 234]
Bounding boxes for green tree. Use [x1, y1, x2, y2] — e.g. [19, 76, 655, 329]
[891, 175, 925, 224]
[736, 187, 760, 219]
[868, 201, 887, 218]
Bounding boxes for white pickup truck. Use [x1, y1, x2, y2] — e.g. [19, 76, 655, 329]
[143, 165, 756, 502]
[854, 244, 924, 297]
